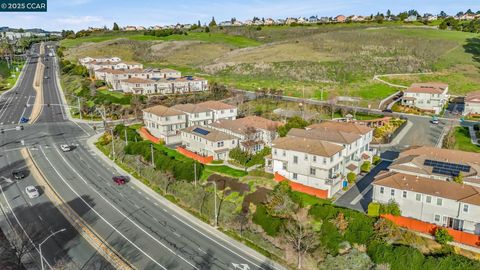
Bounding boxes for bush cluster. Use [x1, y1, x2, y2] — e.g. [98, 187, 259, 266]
[252, 204, 284, 236]
[228, 147, 271, 167]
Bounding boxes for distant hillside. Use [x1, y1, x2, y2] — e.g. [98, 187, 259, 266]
[0, 26, 49, 33]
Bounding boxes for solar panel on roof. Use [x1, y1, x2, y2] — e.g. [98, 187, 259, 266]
[424, 159, 470, 177]
[193, 127, 210, 136]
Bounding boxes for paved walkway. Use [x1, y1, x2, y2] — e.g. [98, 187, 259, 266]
[468, 126, 480, 145]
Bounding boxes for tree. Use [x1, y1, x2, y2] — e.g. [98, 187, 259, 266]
[277, 116, 309, 137]
[386, 9, 391, 18]
[435, 227, 453, 245]
[453, 172, 464, 184]
[209, 16, 217, 27]
[379, 200, 401, 216]
[113, 22, 119, 31]
[205, 26, 210, 33]
[360, 161, 371, 173]
[331, 212, 349, 234]
[266, 181, 298, 218]
[283, 215, 319, 269]
[197, 20, 201, 27]
[398, 12, 408, 21]
[347, 172, 356, 183]
[439, 11, 448, 18]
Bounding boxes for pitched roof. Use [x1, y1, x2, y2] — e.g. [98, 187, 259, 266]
[465, 91, 480, 103]
[103, 68, 145, 74]
[160, 68, 180, 73]
[171, 103, 212, 114]
[143, 105, 184, 117]
[399, 146, 480, 165]
[287, 128, 360, 144]
[306, 121, 373, 135]
[234, 116, 282, 130]
[373, 172, 480, 206]
[122, 77, 154, 84]
[404, 82, 449, 94]
[271, 136, 343, 157]
[182, 125, 237, 142]
[197, 100, 237, 110]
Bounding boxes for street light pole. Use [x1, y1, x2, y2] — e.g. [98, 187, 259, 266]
[39, 228, 66, 270]
[77, 96, 82, 120]
[124, 128, 128, 146]
[194, 162, 197, 187]
[110, 129, 115, 161]
[204, 181, 218, 228]
[150, 143, 154, 167]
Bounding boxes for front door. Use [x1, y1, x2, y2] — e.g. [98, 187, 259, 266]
[446, 217, 464, 231]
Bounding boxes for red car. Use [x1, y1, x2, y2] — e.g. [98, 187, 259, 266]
[112, 176, 128, 185]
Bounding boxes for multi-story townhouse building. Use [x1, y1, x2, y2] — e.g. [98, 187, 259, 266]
[119, 77, 156, 94]
[267, 136, 345, 198]
[142, 105, 187, 144]
[209, 116, 281, 153]
[180, 125, 239, 160]
[79, 56, 121, 65]
[197, 100, 237, 121]
[103, 68, 149, 90]
[463, 91, 480, 116]
[372, 172, 480, 235]
[388, 146, 480, 186]
[171, 104, 213, 126]
[401, 83, 449, 114]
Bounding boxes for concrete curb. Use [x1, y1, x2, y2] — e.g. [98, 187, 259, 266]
[86, 133, 286, 270]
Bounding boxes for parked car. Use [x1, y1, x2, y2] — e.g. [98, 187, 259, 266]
[382, 109, 393, 113]
[60, 144, 72, 152]
[20, 117, 29, 124]
[431, 116, 439, 125]
[112, 176, 128, 185]
[12, 170, 26, 180]
[25, 186, 39, 199]
[15, 126, 24, 131]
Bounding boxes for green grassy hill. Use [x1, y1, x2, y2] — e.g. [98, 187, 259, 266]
[61, 24, 480, 107]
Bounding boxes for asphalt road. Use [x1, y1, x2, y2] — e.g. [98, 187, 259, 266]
[0, 43, 282, 270]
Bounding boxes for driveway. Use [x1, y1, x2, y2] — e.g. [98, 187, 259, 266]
[334, 160, 391, 212]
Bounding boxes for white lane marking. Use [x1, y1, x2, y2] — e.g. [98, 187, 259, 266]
[38, 215, 43, 221]
[153, 202, 159, 206]
[39, 147, 169, 270]
[17, 106, 27, 125]
[0, 185, 53, 269]
[198, 248, 207, 254]
[0, 95, 14, 120]
[47, 146, 198, 269]
[350, 185, 373, 205]
[173, 232, 181, 238]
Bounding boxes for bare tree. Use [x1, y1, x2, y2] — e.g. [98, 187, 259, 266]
[283, 215, 320, 269]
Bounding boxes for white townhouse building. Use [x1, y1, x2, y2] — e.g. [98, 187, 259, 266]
[120, 77, 208, 95]
[464, 91, 480, 116]
[268, 136, 345, 198]
[197, 101, 237, 121]
[171, 103, 214, 126]
[209, 116, 282, 153]
[143, 105, 187, 144]
[401, 83, 449, 114]
[180, 125, 239, 160]
[79, 57, 120, 65]
[102, 68, 149, 90]
[372, 172, 480, 235]
[288, 124, 374, 174]
[119, 78, 156, 94]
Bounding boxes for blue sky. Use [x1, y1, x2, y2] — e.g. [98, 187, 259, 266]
[1, 0, 479, 31]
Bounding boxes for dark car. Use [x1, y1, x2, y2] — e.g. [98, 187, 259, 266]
[112, 176, 128, 185]
[12, 170, 26, 180]
[20, 117, 29, 124]
[382, 109, 393, 113]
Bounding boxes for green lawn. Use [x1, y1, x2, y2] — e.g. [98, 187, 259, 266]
[95, 90, 132, 105]
[61, 31, 260, 49]
[453, 127, 480, 153]
[0, 60, 24, 91]
[203, 165, 248, 178]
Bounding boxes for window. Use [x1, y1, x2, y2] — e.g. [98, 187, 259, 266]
[313, 156, 317, 162]
[390, 189, 395, 196]
[282, 162, 287, 170]
[177, 115, 182, 120]
[304, 154, 308, 161]
[274, 149, 277, 155]
[230, 109, 233, 113]
[380, 187, 384, 194]
[310, 167, 316, 175]
[217, 141, 224, 147]
[434, 214, 440, 222]
[463, 204, 469, 213]
[283, 150, 286, 157]
[436, 198, 443, 206]
[293, 156, 298, 164]
[416, 194, 421, 201]
[195, 113, 199, 118]
[293, 173, 297, 179]
[426, 196, 432, 203]
[323, 158, 326, 164]
[402, 191, 407, 198]
[165, 116, 169, 121]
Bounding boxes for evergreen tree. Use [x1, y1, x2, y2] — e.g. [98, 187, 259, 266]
[197, 20, 201, 27]
[209, 17, 217, 27]
[113, 22, 119, 31]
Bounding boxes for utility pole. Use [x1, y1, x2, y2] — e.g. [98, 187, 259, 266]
[194, 162, 197, 187]
[110, 129, 115, 161]
[124, 128, 128, 145]
[150, 143, 154, 167]
[77, 96, 82, 120]
[204, 181, 218, 228]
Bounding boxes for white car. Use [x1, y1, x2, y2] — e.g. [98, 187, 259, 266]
[25, 186, 39, 199]
[60, 144, 71, 152]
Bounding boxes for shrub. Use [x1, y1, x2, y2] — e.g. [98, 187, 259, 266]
[361, 161, 371, 173]
[367, 202, 380, 217]
[252, 204, 283, 236]
[379, 201, 401, 216]
[367, 241, 425, 270]
[435, 227, 453, 245]
[347, 172, 357, 183]
[277, 116, 309, 137]
[309, 204, 339, 221]
[319, 220, 344, 255]
[373, 155, 381, 165]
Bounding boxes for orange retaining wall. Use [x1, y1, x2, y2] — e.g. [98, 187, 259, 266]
[274, 172, 328, 198]
[139, 127, 161, 144]
[381, 214, 480, 248]
[176, 147, 213, 164]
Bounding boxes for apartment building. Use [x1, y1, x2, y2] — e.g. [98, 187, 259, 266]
[401, 83, 449, 114]
[196, 101, 237, 121]
[372, 172, 480, 235]
[268, 136, 345, 197]
[142, 105, 186, 144]
[209, 116, 281, 153]
[180, 125, 239, 160]
[143, 101, 238, 145]
[464, 91, 480, 116]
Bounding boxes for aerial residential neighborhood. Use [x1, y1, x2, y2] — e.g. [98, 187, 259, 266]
[2, 1, 480, 270]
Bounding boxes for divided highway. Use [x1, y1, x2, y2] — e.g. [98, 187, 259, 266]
[0, 43, 282, 269]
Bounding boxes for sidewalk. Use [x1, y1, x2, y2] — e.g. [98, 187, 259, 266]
[468, 126, 480, 146]
[85, 132, 286, 270]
